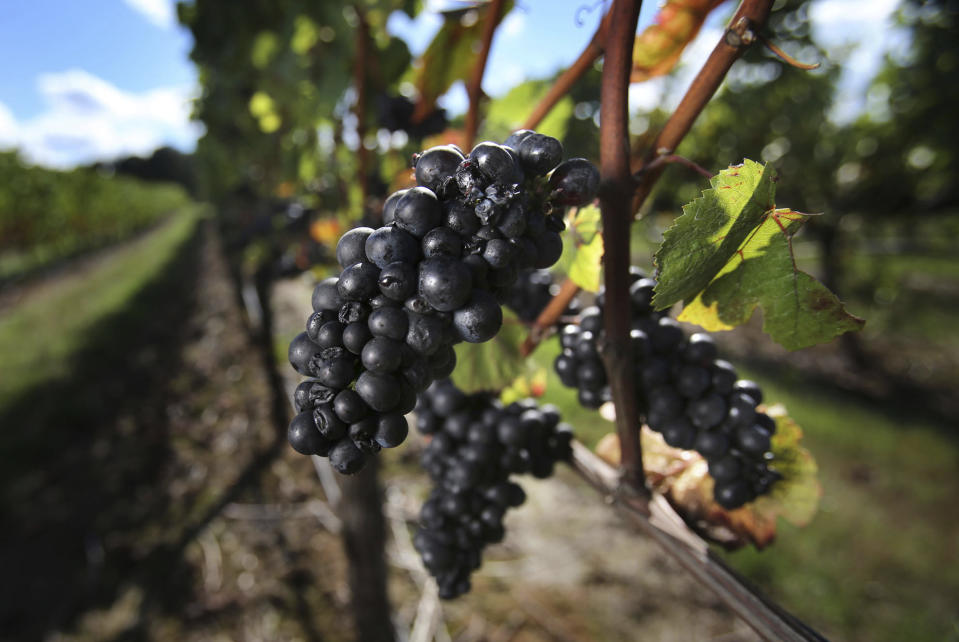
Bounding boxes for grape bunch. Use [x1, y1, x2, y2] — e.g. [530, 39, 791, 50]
[412, 379, 573, 598]
[288, 132, 599, 473]
[553, 268, 780, 509]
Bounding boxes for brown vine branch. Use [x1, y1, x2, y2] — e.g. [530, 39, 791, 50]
[463, 0, 506, 151]
[568, 442, 827, 642]
[520, 277, 581, 357]
[631, 0, 774, 215]
[521, 8, 612, 131]
[599, 0, 645, 492]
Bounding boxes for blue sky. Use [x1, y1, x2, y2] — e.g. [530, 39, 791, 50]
[0, 0, 902, 168]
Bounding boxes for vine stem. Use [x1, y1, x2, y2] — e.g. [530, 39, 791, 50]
[521, 9, 613, 131]
[568, 442, 827, 642]
[599, 0, 645, 492]
[632, 0, 774, 214]
[463, 0, 506, 151]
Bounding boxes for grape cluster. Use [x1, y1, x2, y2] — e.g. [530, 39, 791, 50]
[288, 133, 599, 473]
[412, 379, 573, 599]
[553, 268, 780, 509]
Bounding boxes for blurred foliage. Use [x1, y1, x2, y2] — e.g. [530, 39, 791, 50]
[0, 151, 191, 281]
[178, 0, 416, 211]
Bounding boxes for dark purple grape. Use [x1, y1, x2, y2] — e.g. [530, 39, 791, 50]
[349, 417, 381, 454]
[368, 306, 409, 341]
[676, 365, 712, 399]
[313, 403, 348, 441]
[733, 380, 763, 405]
[361, 336, 404, 373]
[288, 332, 322, 376]
[687, 393, 727, 429]
[312, 277, 343, 312]
[422, 227, 463, 258]
[342, 321, 373, 355]
[356, 371, 402, 412]
[482, 238, 513, 270]
[315, 320, 345, 349]
[693, 431, 730, 460]
[288, 411, 330, 456]
[577, 358, 607, 390]
[683, 333, 718, 365]
[503, 129, 535, 150]
[469, 142, 524, 186]
[445, 201, 481, 237]
[365, 225, 421, 268]
[661, 417, 696, 449]
[710, 360, 738, 395]
[415, 145, 465, 193]
[382, 189, 408, 225]
[394, 186, 443, 238]
[452, 290, 502, 343]
[377, 261, 418, 302]
[333, 389, 368, 424]
[329, 437, 366, 474]
[419, 257, 473, 312]
[714, 479, 753, 510]
[516, 133, 563, 176]
[708, 455, 742, 483]
[336, 226, 374, 268]
[736, 424, 772, 454]
[531, 230, 563, 269]
[406, 312, 450, 356]
[548, 158, 600, 206]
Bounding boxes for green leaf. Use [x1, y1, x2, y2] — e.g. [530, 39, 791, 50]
[451, 308, 526, 393]
[556, 205, 604, 292]
[677, 210, 865, 350]
[654, 160, 864, 350]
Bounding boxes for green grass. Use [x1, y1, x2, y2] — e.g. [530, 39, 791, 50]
[0, 206, 203, 410]
[532, 341, 959, 642]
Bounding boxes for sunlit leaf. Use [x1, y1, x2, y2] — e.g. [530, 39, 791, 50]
[654, 160, 864, 350]
[556, 205, 604, 292]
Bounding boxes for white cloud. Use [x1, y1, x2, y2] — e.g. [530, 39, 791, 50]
[500, 10, 526, 39]
[3, 69, 202, 168]
[122, 0, 176, 29]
